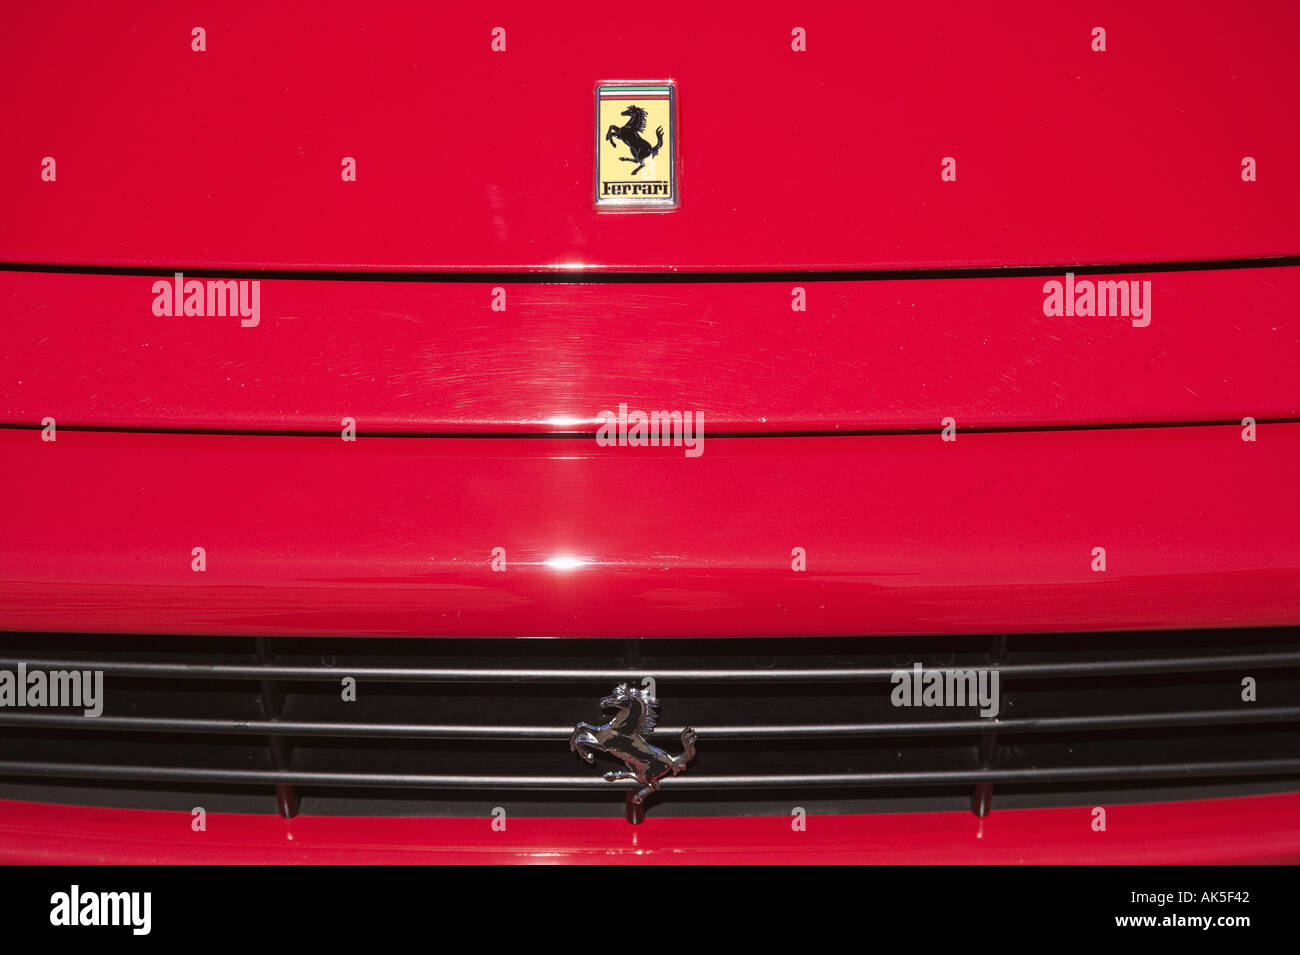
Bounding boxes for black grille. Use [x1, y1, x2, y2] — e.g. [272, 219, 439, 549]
[1, 630, 1298, 822]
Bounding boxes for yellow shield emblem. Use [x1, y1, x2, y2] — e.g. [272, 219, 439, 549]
[596, 82, 677, 211]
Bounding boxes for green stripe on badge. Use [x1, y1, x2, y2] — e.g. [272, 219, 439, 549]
[601, 86, 671, 94]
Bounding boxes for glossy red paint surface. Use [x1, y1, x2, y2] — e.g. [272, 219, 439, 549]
[3, 2, 1297, 866]
[2, 793, 1297, 863]
[3, 266, 1298, 433]
[1, 3, 1298, 272]
[2, 424, 1297, 637]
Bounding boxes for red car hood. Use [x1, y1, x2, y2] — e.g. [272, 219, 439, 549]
[1, 0, 1297, 273]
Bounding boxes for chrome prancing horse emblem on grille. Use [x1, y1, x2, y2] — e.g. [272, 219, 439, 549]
[569, 683, 697, 806]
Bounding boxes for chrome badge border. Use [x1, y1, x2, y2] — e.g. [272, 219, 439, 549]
[594, 80, 679, 212]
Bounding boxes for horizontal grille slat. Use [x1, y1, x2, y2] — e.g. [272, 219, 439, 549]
[1, 705, 1297, 739]
[3, 650, 1298, 682]
[1, 629, 1297, 820]
[3, 758, 1300, 789]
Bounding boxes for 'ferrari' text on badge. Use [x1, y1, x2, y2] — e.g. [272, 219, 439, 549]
[595, 82, 677, 210]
